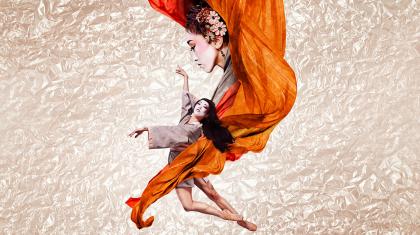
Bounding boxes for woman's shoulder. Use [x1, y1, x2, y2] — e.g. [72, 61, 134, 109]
[179, 114, 191, 124]
[182, 120, 202, 132]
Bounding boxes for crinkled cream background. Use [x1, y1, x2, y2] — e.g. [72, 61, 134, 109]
[1, 0, 419, 234]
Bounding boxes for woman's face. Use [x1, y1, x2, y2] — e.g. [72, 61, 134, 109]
[193, 100, 210, 119]
[186, 33, 218, 73]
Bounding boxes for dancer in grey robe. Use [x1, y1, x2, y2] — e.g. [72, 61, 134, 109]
[147, 89, 209, 188]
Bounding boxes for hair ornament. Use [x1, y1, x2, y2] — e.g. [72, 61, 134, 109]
[195, 8, 227, 42]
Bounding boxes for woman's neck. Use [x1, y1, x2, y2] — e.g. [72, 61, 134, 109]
[189, 115, 201, 123]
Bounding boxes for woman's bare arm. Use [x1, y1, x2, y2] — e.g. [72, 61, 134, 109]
[176, 65, 189, 92]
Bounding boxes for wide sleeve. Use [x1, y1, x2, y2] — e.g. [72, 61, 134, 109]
[147, 125, 189, 149]
[180, 90, 199, 119]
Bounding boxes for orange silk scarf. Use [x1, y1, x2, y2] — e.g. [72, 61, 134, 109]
[127, 0, 297, 229]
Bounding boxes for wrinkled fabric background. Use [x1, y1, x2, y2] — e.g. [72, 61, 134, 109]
[1, 0, 419, 234]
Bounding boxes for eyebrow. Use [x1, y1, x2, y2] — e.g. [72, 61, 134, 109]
[198, 101, 208, 106]
[187, 40, 193, 46]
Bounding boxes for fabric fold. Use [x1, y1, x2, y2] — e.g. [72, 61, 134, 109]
[127, 0, 297, 229]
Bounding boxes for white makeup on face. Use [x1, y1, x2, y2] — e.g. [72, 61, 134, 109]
[186, 33, 218, 73]
[193, 100, 210, 118]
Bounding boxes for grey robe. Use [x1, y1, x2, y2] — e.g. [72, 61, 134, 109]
[147, 47, 237, 187]
[147, 90, 209, 188]
[211, 47, 237, 105]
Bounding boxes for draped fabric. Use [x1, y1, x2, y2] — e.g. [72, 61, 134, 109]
[127, 0, 297, 229]
[148, 0, 193, 26]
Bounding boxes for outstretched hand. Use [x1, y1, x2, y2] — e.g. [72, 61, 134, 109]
[128, 128, 148, 138]
[176, 65, 188, 78]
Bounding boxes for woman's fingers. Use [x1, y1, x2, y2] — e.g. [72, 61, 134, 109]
[176, 66, 185, 73]
[128, 130, 135, 137]
[175, 65, 188, 78]
[128, 129, 143, 137]
[133, 131, 140, 138]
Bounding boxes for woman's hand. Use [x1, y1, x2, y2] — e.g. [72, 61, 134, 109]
[128, 127, 148, 138]
[176, 65, 188, 78]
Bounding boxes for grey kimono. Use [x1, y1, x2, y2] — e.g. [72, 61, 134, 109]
[210, 47, 237, 105]
[147, 47, 237, 188]
[147, 90, 209, 188]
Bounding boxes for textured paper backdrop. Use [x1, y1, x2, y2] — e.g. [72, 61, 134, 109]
[1, 0, 419, 234]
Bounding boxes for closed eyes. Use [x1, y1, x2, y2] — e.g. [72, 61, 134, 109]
[197, 101, 208, 109]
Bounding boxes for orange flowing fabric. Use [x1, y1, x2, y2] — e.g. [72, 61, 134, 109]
[127, 0, 297, 229]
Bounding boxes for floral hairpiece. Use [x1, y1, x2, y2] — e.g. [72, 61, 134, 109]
[195, 8, 227, 42]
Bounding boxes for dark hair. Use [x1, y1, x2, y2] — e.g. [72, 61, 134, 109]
[185, 1, 229, 44]
[189, 98, 233, 152]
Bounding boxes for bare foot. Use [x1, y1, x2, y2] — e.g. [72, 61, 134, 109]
[237, 220, 257, 231]
[220, 209, 243, 221]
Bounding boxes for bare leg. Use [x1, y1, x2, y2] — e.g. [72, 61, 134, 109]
[194, 178, 257, 231]
[175, 187, 242, 221]
[194, 178, 238, 213]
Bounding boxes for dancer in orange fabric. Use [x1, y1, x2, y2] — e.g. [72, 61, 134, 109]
[128, 66, 257, 231]
[127, 0, 297, 230]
